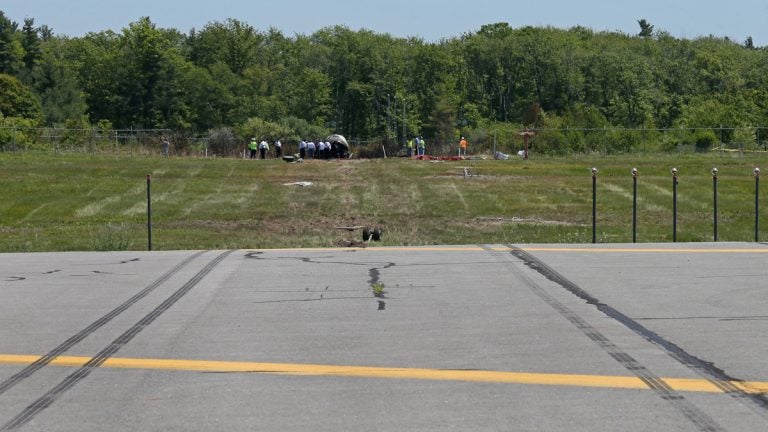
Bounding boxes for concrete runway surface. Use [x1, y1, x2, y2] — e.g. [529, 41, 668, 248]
[1, 243, 767, 431]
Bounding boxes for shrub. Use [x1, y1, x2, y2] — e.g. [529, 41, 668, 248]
[207, 127, 239, 156]
[694, 130, 718, 152]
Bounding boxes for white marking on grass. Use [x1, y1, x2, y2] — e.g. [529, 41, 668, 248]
[645, 183, 672, 197]
[186, 166, 203, 177]
[75, 197, 121, 218]
[450, 182, 470, 211]
[181, 192, 239, 217]
[604, 182, 665, 212]
[122, 201, 147, 216]
[19, 203, 47, 223]
[122, 192, 172, 216]
[603, 183, 632, 200]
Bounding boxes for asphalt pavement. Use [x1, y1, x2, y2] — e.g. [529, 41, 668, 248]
[1, 243, 767, 431]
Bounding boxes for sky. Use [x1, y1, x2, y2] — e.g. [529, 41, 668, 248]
[4, 0, 768, 46]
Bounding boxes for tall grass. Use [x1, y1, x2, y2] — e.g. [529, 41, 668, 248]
[0, 152, 765, 251]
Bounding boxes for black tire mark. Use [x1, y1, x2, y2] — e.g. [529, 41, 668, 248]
[0, 251, 207, 397]
[507, 245, 768, 418]
[252, 296, 371, 305]
[0, 250, 233, 431]
[3, 277, 25, 282]
[481, 245, 726, 432]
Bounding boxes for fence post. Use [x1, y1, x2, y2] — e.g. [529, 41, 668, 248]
[632, 168, 638, 243]
[672, 168, 678, 242]
[755, 168, 760, 243]
[712, 168, 718, 242]
[147, 174, 152, 251]
[592, 167, 598, 244]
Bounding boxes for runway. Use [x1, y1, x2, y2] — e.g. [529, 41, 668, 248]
[1, 244, 767, 431]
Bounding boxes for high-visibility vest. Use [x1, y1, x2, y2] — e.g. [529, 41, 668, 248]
[407, 140, 414, 148]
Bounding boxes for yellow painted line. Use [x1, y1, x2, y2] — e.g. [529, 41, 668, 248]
[261, 246, 494, 252]
[255, 246, 768, 254]
[519, 247, 768, 254]
[1, 354, 766, 394]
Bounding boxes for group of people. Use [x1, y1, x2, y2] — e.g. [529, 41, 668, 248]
[406, 136, 427, 157]
[244, 135, 471, 160]
[298, 139, 347, 159]
[248, 138, 282, 159]
[247, 138, 349, 160]
[404, 135, 469, 158]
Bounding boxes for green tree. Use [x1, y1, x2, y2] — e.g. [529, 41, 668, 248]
[21, 18, 41, 71]
[0, 11, 23, 75]
[33, 39, 88, 124]
[111, 18, 190, 128]
[0, 73, 42, 120]
[638, 19, 654, 38]
[236, 117, 291, 141]
[186, 19, 259, 75]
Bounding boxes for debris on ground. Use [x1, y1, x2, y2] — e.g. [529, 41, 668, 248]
[334, 225, 366, 231]
[282, 181, 314, 187]
[282, 155, 304, 163]
[335, 239, 368, 248]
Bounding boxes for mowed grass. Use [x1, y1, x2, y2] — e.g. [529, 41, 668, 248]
[0, 152, 766, 252]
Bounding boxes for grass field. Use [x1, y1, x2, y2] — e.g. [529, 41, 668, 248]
[1, 152, 766, 252]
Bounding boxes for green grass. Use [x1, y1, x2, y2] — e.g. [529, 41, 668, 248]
[0, 152, 766, 251]
[371, 283, 385, 298]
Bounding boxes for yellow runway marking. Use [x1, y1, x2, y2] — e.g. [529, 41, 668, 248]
[261, 246, 768, 253]
[516, 247, 768, 254]
[1, 354, 766, 395]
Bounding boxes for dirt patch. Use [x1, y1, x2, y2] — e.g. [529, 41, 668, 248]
[334, 239, 369, 248]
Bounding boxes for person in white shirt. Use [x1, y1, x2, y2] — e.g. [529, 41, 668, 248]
[274, 139, 282, 158]
[299, 140, 307, 159]
[317, 141, 326, 159]
[307, 140, 316, 159]
[258, 139, 269, 159]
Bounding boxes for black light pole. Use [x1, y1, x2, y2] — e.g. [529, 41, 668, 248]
[712, 168, 718, 242]
[147, 174, 152, 251]
[672, 168, 678, 243]
[592, 167, 598, 244]
[755, 168, 760, 243]
[632, 168, 638, 243]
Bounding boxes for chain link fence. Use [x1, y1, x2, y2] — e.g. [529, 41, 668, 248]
[0, 126, 252, 157]
[3, 125, 768, 158]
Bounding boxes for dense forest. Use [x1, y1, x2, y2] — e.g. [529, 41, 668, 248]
[2, 11, 768, 155]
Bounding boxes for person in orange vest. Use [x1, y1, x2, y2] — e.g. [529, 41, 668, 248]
[458, 136, 468, 157]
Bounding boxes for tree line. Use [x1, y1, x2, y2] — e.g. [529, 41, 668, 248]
[2, 11, 767, 155]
